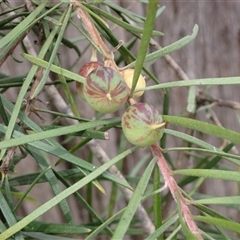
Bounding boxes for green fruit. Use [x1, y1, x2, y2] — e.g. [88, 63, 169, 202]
[122, 103, 166, 147]
[83, 67, 129, 113]
[76, 61, 104, 101]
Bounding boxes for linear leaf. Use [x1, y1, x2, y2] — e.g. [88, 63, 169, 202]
[145, 215, 179, 240]
[0, 119, 114, 150]
[0, 192, 24, 240]
[126, 24, 199, 69]
[140, 76, 240, 92]
[22, 53, 85, 83]
[193, 216, 240, 234]
[23, 220, 90, 234]
[174, 169, 240, 182]
[112, 159, 155, 239]
[162, 115, 240, 144]
[130, 0, 158, 96]
[87, 5, 163, 36]
[192, 196, 240, 205]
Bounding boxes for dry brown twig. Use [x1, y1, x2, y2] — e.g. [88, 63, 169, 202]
[197, 94, 240, 110]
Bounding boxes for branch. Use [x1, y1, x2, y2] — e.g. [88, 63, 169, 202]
[197, 94, 240, 110]
[151, 144, 203, 240]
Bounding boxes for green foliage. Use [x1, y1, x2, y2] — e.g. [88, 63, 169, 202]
[0, 1, 240, 239]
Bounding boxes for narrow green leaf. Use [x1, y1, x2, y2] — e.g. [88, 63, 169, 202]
[85, 209, 124, 240]
[22, 53, 85, 83]
[193, 216, 240, 234]
[60, 36, 81, 56]
[165, 225, 182, 240]
[130, 0, 158, 96]
[23, 220, 90, 234]
[140, 76, 240, 92]
[153, 165, 163, 240]
[77, 167, 106, 195]
[0, 220, 7, 234]
[192, 196, 240, 206]
[0, 4, 25, 17]
[8, 169, 82, 186]
[0, 94, 9, 125]
[187, 86, 196, 113]
[185, 203, 231, 224]
[23, 231, 79, 240]
[126, 24, 199, 69]
[0, 119, 114, 150]
[4, 177, 14, 214]
[162, 115, 240, 144]
[112, 159, 156, 239]
[105, 2, 145, 24]
[178, 144, 234, 188]
[87, 5, 163, 36]
[0, 189, 35, 202]
[164, 129, 216, 150]
[0, 75, 26, 88]
[166, 147, 240, 162]
[0, 12, 28, 27]
[13, 167, 51, 213]
[174, 169, 240, 182]
[145, 215, 179, 240]
[0, 192, 24, 240]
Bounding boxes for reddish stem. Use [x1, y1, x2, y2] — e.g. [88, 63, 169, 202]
[150, 144, 203, 240]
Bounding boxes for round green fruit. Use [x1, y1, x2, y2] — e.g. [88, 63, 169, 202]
[83, 67, 129, 113]
[122, 103, 166, 147]
[76, 61, 104, 101]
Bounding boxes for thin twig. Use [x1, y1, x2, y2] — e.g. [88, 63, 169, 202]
[210, 110, 239, 155]
[25, 0, 35, 12]
[197, 94, 240, 110]
[0, 32, 28, 67]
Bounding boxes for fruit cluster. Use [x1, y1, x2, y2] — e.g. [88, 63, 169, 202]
[76, 63, 166, 147]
